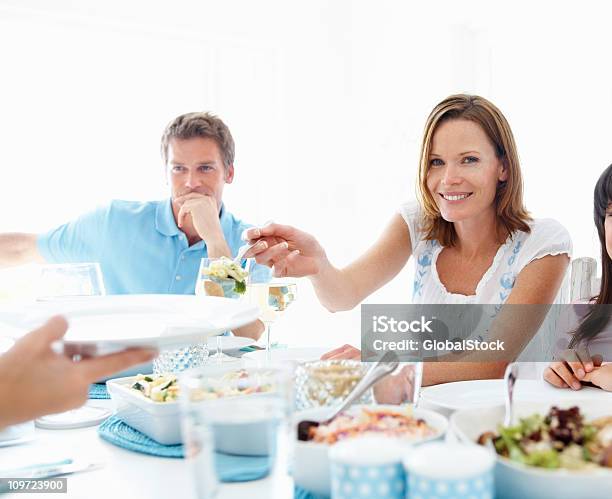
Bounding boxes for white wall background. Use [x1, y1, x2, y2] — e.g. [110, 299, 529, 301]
[1, 0, 611, 347]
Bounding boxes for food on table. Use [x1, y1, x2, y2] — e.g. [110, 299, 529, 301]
[200, 256, 249, 296]
[478, 406, 612, 470]
[130, 370, 273, 403]
[131, 374, 179, 402]
[306, 407, 438, 444]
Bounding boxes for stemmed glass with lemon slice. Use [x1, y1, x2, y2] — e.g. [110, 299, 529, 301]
[196, 257, 250, 364]
[246, 275, 297, 361]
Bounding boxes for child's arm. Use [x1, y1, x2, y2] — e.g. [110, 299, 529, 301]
[544, 350, 602, 390]
[582, 363, 612, 391]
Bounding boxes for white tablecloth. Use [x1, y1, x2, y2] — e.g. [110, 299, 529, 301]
[0, 399, 293, 499]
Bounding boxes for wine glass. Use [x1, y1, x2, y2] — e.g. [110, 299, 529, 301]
[195, 257, 250, 364]
[34, 262, 113, 428]
[37, 262, 106, 301]
[246, 275, 297, 361]
[37, 263, 106, 353]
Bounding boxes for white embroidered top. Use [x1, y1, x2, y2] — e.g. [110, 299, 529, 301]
[399, 201, 573, 305]
[399, 201, 573, 370]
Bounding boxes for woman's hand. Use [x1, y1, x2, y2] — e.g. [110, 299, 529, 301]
[242, 223, 326, 278]
[543, 348, 603, 390]
[320, 344, 361, 360]
[244, 214, 412, 313]
[373, 364, 421, 405]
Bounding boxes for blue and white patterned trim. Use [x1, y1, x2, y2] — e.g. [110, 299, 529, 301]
[495, 239, 523, 312]
[413, 240, 438, 299]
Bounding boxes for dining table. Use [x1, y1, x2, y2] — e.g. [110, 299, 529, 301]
[1, 398, 295, 499]
[2, 373, 612, 499]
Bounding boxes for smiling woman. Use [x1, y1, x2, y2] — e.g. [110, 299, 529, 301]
[407, 94, 564, 305]
[243, 94, 572, 390]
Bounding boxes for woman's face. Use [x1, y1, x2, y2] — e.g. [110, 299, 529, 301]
[426, 119, 508, 224]
[605, 203, 612, 261]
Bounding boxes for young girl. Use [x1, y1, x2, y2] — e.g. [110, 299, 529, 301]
[544, 164, 612, 392]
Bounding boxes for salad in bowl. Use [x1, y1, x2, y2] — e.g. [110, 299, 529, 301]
[478, 406, 612, 470]
[452, 401, 612, 499]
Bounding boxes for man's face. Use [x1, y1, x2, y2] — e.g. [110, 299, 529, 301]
[167, 137, 234, 209]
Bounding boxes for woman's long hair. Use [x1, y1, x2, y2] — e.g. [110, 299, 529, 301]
[569, 164, 612, 348]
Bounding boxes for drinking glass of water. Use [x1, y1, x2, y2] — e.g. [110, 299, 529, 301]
[180, 365, 294, 499]
[37, 262, 106, 300]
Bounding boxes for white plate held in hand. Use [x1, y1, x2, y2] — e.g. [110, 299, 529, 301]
[0, 295, 260, 354]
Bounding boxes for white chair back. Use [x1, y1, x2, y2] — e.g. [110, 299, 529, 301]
[570, 257, 598, 302]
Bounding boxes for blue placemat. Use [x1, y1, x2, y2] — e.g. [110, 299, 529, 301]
[88, 383, 110, 399]
[98, 416, 270, 482]
[238, 343, 287, 354]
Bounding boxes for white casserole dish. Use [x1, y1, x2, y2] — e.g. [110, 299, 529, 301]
[107, 375, 184, 445]
[107, 373, 276, 456]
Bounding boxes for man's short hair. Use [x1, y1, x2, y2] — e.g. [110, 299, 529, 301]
[161, 112, 235, 172]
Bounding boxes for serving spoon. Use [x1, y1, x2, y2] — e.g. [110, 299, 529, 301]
[477, 362, 519, 451]
[503, 362, 519, 427]
[234, 220, 276, 263]
[234, 241, 259, 263]
[297, 351, 400, 441]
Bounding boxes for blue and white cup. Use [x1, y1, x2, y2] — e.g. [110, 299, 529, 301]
[403, 442, 494, 499]
[329, 436, 406, 499]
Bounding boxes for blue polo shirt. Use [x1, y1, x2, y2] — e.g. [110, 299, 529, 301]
[37, 199, 258, 295]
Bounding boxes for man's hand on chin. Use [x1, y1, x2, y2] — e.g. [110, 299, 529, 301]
[174, 193, 230, 256]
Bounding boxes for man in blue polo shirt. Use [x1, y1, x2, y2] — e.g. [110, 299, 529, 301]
[0, 112, 266, 338]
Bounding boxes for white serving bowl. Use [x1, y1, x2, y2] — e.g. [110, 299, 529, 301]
[292, 404, 448, 496]
[451, 400, 612, 499]
[107, 375, 276, 455]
